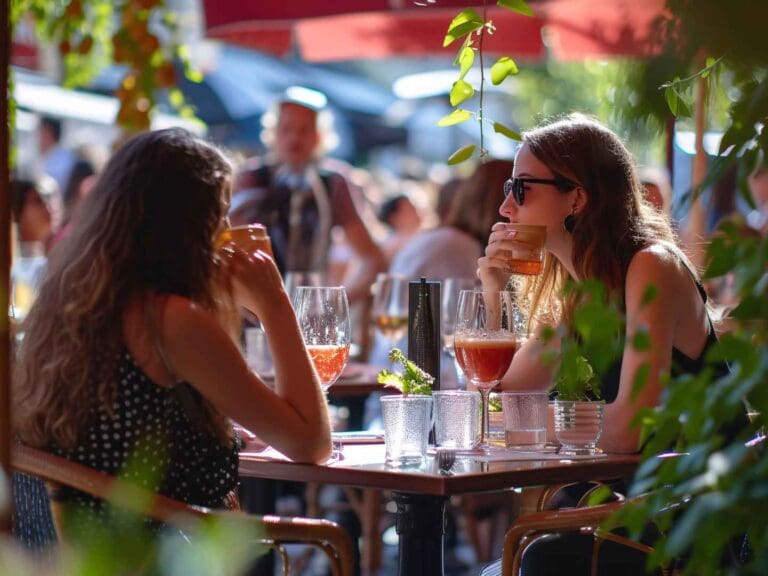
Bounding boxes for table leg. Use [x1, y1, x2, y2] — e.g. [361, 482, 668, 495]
[393, 492, 448, 576]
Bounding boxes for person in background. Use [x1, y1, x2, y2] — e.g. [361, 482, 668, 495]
[13, 129, 331, 540]
[49, 155, 98, 246]
[11, 177, 56, 249]
[377, 193, 423, 264]
[478, 114, 741, 575]
[9, 177, 57, 322]
[37, 116, 76, 194]
[230, 98, 384, 304]
[390, 160, 511, 280]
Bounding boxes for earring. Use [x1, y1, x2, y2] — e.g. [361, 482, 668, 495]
[563, 213, 576, 234]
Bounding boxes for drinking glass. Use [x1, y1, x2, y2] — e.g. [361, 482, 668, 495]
[441, 277, 477, 357]
[454, 289, 522, 452]
[371, 274, 409, 346]
[285, 271, 324, 302]
[441, 277, 477, 388]
[292, 286, 351, 394]
[505, 223, 546, 276]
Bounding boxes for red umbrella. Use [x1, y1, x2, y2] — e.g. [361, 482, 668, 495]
[201, 0, 668, 62]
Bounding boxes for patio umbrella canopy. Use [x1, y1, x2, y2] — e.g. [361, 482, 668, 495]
[201, 0, 668, 62]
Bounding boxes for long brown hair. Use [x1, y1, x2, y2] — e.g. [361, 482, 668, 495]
[447, 159, 513, 245]
[520, 114, 678, 327]
[14, 128, 234, 449]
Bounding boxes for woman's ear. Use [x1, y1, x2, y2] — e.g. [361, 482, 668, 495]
[572, 186, 588, 215]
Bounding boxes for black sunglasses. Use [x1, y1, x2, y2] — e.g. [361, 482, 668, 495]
[503, 177, 577, 206]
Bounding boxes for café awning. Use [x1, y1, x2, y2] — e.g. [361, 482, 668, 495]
[201, 0, 668, 62]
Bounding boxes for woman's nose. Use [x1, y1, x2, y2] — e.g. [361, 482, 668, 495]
[499, 194, 517, 219]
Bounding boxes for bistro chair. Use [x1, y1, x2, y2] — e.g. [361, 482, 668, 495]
[11, 444, 355, 576]
[498, 436, 767, 576]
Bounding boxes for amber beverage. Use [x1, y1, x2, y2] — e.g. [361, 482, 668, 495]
[217, 224, 274, 259]
[454, 337, 519, 385]
[307, 344, 350, 390]
[374, 314, 409, 342]
[507, 223, 546, 276]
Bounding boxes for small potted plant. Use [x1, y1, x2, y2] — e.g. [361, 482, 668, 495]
[377, 349, 434, 466]
[552, 353, 605, 455]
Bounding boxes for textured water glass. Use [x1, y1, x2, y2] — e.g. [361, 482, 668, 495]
[554, 401, 605, 455]
[433, 391, 481, 449]
[502, 392, 548, 450]
[381, 395, 433, 467]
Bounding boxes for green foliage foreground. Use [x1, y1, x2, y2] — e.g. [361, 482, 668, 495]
[607, 2, 768, 573]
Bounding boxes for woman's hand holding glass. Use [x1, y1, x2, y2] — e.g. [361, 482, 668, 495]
[221, 245, 287, 316]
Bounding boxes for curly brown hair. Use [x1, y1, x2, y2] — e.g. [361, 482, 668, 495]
[14, 128, 234, 449]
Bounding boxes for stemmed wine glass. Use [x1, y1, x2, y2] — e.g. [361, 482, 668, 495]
[371, 274, 409, 369]
[454, 289, 522, 452]
[292, 286, 351, 394]
[441, 277, 477, 387]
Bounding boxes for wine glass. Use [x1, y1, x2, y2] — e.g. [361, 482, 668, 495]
[371, 273, 409, 347]
[441, 277, 477, 388]
[454, 289, 522, 452]
[285, 271, 324, 302]
[292, 286, 351, 394]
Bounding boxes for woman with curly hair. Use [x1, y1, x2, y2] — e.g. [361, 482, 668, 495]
[13, 128, 331, 532]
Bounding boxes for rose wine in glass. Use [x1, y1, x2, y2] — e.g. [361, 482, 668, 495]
[454, 289, 521, 452]
[292, 286, 351, 394]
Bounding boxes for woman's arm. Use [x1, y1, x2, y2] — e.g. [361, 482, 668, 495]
[497, 324, 558, 392]
[601, 247, 684, 453]
[161, 249, 332, 464]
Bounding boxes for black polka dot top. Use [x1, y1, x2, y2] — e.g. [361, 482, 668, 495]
[51, 349, 240, 518]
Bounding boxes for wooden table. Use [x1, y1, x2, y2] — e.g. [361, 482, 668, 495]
[240, 443, 639, 576]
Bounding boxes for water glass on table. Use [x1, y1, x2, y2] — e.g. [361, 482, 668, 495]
[501, 391, 548, 450]
[381, 395, 433, 468]
[433, 390, 480, 450]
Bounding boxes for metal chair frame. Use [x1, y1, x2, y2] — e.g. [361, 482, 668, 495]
[11, 444, 354, 576]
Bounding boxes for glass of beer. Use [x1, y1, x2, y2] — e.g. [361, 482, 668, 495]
[507, 223, 546, 275]
[292, 286, 351, 394]
[217, 223, 274, 259]
[454, 289, 523, 452]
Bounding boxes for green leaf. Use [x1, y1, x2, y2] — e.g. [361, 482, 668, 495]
[497, 0, 535, 17]
[632, 328, 651, 351]
[450, 79, 475, 106]
[664, 86, 680, 116]
[186, 68, 204, 83]
[640, 284, 658, 307]
[630, 363, 650, 400]
[443, 9, 484, 47]
[377, 369, 403, 391]
[490, 56, 519, 85]
[169, 89, 185, 108]
[447, 144, 477, 165]
[458, 45, 475, 80]
[438, 108, 473, 127]
[586, 485, 614, 506]
[493, 121, 521, 140]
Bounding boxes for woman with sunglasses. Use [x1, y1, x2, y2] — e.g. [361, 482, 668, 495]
[478, 114, 738, 574]
[477, 114, 745, 574]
